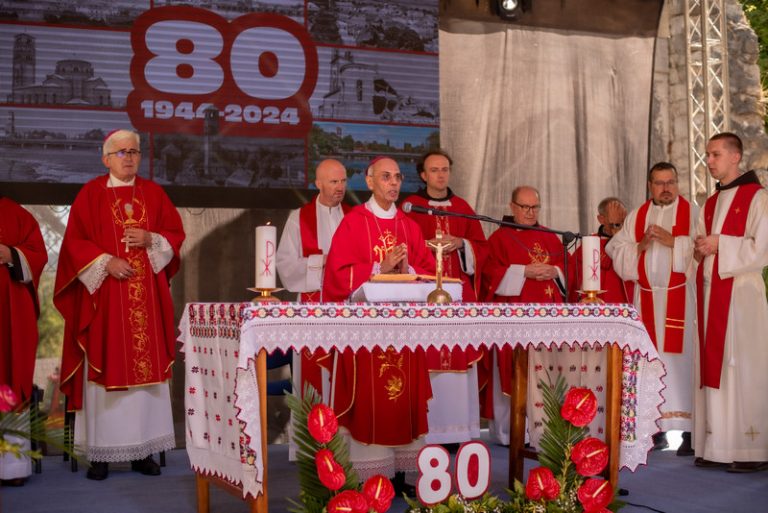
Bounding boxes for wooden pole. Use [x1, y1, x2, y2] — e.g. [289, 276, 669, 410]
[603, 344, 623, 489]
[255, 349, 269, 513]
[508, 346, 529, 488]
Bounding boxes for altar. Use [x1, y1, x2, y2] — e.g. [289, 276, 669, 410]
[180, 302, 665, 513]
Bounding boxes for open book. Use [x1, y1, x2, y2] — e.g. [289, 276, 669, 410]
[369, 273, 462, 283]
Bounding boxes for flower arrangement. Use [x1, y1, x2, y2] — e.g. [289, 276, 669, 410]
[285, 386, 396, 513]
[405, 376, 625, 513]
[0, 383, 69, 461]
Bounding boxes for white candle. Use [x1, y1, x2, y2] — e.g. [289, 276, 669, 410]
[255, 225, 277, 289]
[581, 235, 601, 292]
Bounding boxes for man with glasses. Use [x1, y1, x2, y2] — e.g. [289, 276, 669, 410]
[480, 185, 565, 446]
[55, 129, 185, 480]
[606, 162, 696, 456]
[322, 156, 435, 494]
[0, 195, 47, 486]
[568, 197, 631, 302]
[692, 132, 768, 472]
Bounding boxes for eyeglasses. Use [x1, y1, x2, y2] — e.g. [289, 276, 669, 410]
[108, 149, 141, 159]
[651, 179, 677, 188]
[608, 223, 623, 229]
[512, 202, 541, 213]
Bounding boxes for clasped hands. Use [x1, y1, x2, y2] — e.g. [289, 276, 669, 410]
[524, 263, 559, 281]
[380, 243, 408, 274]
[638, 225, 675, 252]
[121, 227, 152, 249]
[694, 234, 719, 262]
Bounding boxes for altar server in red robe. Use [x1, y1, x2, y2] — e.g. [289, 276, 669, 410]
[402, 149, 486, 446]
[322, 156, 435, 489]
[0, 197, 47, 485]
[480, 186, 565, 447]
[277, 158, 351, 399]
[55, 129, 185, 481]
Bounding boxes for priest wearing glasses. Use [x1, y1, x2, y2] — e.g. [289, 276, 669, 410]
[54, 129, 185, 481]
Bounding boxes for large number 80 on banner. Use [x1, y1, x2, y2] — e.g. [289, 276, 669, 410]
[127, 6, 318, 138]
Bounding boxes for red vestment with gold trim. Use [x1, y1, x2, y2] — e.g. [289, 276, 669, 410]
[322, 205, 435, 445]
[55, 175, 184, 410]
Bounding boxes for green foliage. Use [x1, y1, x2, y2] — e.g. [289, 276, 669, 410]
[36, 271, 64, 359]
[0, 400, 78, 462]
[284, 385, 359, 513]
[741, 0, 768, 131]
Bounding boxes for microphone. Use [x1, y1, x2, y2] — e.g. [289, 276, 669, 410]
[401, 202, 438, 215]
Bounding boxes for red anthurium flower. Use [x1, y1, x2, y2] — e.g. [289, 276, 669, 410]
[307, 404, 338, 444]
[525, 466, 560, 501]
[0, 384, 17, 413]
[577, 478, 613, 512]
[571, 437, 609, 476]
[561, 387, 598, 427]
[327, 490, 369, 513]
[315, 449, 346, 491]
[362, 474, 395, 513]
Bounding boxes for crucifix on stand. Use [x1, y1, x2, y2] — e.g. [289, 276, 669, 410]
[426, 226, 452, 304]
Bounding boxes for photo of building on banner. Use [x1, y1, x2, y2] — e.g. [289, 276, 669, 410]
[0, 0, 439, 205]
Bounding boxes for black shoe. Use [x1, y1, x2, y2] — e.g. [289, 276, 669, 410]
[86, 461, 109, 481]
[0, 478, 26, 487]
[676, 431, 694, 456]
[726, 461, 768, 473]
[694, 457, 727, 469]
[442, 443, 460, 454]
[391, 471, 416, 498]
[131, 456, 161, 476]
[651, 432, 668, 451]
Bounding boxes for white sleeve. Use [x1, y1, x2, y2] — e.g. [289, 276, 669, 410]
[276, 210, 324, 293]
[12, 248, 34, 283]
[605, 211, 641, 281]
[147, 232, 174, 274]
[78, 254, 112, 295]
[495, 264, 526, 296]
[459, 239, 475, 275]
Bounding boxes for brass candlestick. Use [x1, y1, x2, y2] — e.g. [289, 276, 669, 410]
[579, 290, 605, 304]
[247, 287, 282, 303]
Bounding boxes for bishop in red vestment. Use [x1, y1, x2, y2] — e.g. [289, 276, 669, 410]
[54, 129, 184, 480]
[0, 197, 47, 403]
[322, 157, 435, 482]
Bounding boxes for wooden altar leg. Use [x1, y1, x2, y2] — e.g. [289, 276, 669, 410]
[603, 344, 623, 490]
[256, 349, 269, 513]
[508, 346, 529, 488]
[196, 473, 210, 513]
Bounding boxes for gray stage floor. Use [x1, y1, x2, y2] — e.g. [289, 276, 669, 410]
[3, 432, 767, 513]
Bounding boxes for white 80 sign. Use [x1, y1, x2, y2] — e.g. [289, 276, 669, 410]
[416, 442, 491, 505]
[127, 7, 317, 138]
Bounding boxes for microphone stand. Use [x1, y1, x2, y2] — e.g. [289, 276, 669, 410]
[403, 208, 580, 300]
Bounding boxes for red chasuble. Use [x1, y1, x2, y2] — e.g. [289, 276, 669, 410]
[402, 190, 486, 371]
[322, 204, 435, 445]
[0, 198, 48, 401]
[297, 196, 351, 394]
[697, 182, 762, 389]
[478, 221, 565, 418]
[55, 175, 185, 410]
[567, 231, 631, 303]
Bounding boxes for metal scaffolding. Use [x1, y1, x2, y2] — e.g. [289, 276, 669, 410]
[684, 0, 730, 206]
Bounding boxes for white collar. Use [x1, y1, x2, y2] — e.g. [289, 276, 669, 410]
[108, 174, 135, 188]
[366, 197, 397, 219]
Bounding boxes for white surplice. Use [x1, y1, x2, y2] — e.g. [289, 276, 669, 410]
[606, 197, 696, 431]
[693, 186, 768, 463]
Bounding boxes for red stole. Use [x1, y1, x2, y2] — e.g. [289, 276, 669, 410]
[634, 198, 690, 353]
[297, 197, 350, 394]
[696, 183, 761, 389]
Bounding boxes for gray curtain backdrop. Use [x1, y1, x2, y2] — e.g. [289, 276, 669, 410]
[439, 19, 656, 235]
